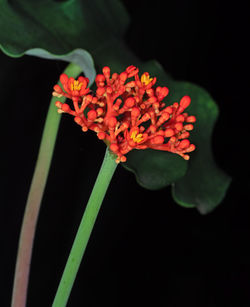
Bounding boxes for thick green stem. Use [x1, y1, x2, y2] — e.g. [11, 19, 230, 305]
[11, 63, 83, 307]
[52, 148, 117, 307]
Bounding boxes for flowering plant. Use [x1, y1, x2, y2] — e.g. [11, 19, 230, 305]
[0, 0, 231, 306]
[54, 66, 196, 163]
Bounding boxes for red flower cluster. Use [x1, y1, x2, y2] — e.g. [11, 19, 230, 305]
[53, 65, 196, 163]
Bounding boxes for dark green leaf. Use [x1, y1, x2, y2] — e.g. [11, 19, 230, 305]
[124, 150, 188, 190]
[137, 61, 231, 213]
[167, 81, 232, 214]
[0, 0, 129, 57]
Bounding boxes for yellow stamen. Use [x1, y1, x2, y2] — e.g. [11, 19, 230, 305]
[141, 73, 153, 86]
[131, 130, 144, 143]
[70, 80, 83, 91]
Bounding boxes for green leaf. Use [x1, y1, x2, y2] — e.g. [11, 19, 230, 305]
[26, 48, 96, 85]
[127, 60, 231, 213]
[124, 150, 188, 190]
[168, 81, 232, 214]
[0, 0, 129, 57]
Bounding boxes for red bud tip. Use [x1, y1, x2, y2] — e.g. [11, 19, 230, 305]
[102, 66, 110, 78]
[161, 112, 170, 122]
[184, 124, 194, 131]
[97, 132, 106, 140]
[125, 97, 135, 108]
[111, 72, 118, 79]
[179, 139, 190, 149]
[156, 86, 169, 100]
[141, 113, 151, 122]
[165, 129, 175, 137]
[108, 116, 117, 128]
[186, 115, 196, 123]
[59, 73, 68, 84]
[165, 106, 173, 114]
[55, 101, 62, 108]
[180, 131, 190, 139]
[119, 72, 128, 83]
[180, 96, 191, 109]
[161, 86, 169, 96]
[158, 130, 165, 136]
[95, 74, 105, 83]
[74, 116, 82, 125]
[87, 110, 97, 120]
[175, 122, 183, 131]
[131, 107, 140, 118]
[85, 95, 92, 103]
[187, 144, 196, 152]
[176, 114, 185, 122]
[54, 84, 63, 93]
[120, 156, 127, 162]
[61, 104, 70, 112]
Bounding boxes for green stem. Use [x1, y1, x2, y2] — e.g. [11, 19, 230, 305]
[11, 63, 83, 307]
[52, 148, 117, 307]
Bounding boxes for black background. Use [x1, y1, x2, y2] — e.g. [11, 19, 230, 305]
[1, 1, 250, 306]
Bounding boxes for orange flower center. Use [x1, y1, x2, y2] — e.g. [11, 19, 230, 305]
[70, 80, 83, 91]
[131, 130, 144, 143]
[141, 73, 153, 86]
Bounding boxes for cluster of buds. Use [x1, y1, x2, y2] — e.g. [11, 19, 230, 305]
[53, 65, 196, 163]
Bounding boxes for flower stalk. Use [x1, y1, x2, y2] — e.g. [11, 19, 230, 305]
[11, 63, 83, 307]
[52, 148, 117, 307]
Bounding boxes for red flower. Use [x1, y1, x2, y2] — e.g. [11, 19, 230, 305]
[54, 66, 196, 163]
